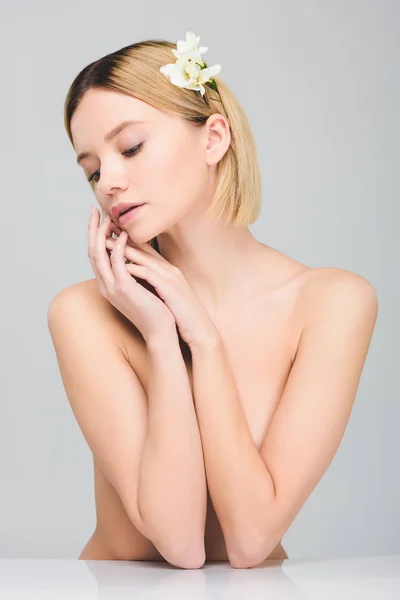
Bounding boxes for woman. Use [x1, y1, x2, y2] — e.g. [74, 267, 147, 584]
[48, 32, 378, 569]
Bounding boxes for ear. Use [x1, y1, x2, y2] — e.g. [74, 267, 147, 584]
[204, 113, 231, 166]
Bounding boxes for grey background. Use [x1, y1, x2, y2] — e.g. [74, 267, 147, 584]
[0, 0, 398, 559]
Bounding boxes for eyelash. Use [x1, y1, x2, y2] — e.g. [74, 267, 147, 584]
[87, 142, 144, 184]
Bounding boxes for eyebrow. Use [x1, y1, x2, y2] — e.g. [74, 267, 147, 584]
[76, 119, 145, 164]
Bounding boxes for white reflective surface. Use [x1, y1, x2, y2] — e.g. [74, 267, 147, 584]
[0, 555, 399, 599]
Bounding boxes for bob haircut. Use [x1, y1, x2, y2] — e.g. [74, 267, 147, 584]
[64, 38, 262, 252]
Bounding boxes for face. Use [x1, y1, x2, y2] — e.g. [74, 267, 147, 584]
[70, 87, 214, 242]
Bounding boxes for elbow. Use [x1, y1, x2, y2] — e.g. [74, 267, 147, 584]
[228, 546, 266, 569]
[175, 548, 206, 570]
[228, 499, 290, 568]
[227, 542, 264, 569]
[227, 528, 281, 569]
[136, 503, 206, 568]
[162, 541, 206, 569]
[225, 532, 261, 569]
[151, 533, 206, 569]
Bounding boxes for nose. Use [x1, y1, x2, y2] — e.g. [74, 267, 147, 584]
[96, 162, 129, 196]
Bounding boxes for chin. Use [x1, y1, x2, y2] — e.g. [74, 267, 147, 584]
[125, 228, 153, 245]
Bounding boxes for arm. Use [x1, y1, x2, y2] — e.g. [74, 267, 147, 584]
[138, 329, 207, 565]
[47, 284, 206, 568]
[189, 271, 378, 568]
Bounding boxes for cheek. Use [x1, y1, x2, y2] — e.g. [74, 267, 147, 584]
[142, 136, 207, 203]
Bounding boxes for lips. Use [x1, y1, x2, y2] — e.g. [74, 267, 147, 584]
[118, 203, 145, 225]
[120, 205, 138, 215]
[119, 204, 144, 220]
[111, 203, 144, 219]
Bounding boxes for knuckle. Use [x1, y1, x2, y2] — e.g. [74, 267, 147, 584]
[114, 280, 127, 295]
[170, 264, 181, 278]
[166, 268, 178, 282]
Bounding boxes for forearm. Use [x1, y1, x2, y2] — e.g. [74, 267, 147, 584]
[137, 328, 207, 561]
[190, 334, 276, 565]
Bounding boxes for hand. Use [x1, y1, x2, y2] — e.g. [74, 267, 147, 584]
[104, 218, 218, 350]
[88, 208, 176, 343]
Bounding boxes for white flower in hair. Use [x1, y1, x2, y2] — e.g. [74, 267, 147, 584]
[172, 31, 208, 61]
[160, 31, 222, 97]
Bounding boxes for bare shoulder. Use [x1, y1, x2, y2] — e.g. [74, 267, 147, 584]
[257, 249, 378, 364]
[49, 277, 106, 305]
[300, 267, 378, 306]
[258, 245, 377, 304]
[298, 267, 379, 329]
[48, 278, 138, 356]
[48, 278, 114, 326]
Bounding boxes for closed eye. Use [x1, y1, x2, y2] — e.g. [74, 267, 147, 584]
[87, 142, 145, 184]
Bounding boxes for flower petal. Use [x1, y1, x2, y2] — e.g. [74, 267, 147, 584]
[160, 59, 188, 87]
[161, 32, 220, 97]
[186, 31, 200, 50]
[197, 64, 222, 83]
[159, 63, 176, 77]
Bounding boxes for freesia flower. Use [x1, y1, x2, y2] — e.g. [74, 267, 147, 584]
[172, 31, 208, 62]
[160, 31, 221, 97]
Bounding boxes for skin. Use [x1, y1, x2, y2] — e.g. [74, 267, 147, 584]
[62, 87, 378, 567]
[70, 87, 271, 324]
[69, 87, 296, 564]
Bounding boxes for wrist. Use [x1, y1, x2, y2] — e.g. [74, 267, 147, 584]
[145, 325, 179, 353]
[189, 327, 222, 356]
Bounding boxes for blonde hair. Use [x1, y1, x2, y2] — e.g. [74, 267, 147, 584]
[64, 39, 262, 251]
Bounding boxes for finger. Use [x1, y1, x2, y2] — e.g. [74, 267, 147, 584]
[88, 208, 107, 285]
[108, 220, 164, 261]
[125, 262, 165, 298]
[107, 221, 119, 240]
[109, 220, 123, 238]
[93, 213, 116, 291]
[105, 237, 173, 280]
[107, 236, 173, 270]
[109, 230, 138, 284]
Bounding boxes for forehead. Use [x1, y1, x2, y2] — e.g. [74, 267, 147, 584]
[70, 88, 169, 150]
